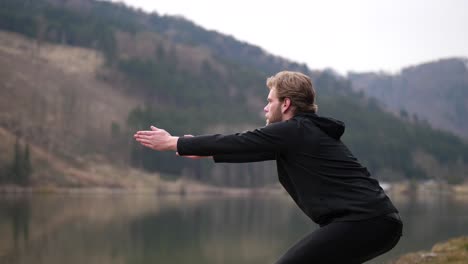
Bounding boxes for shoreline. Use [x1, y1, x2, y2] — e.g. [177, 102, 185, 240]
[0, 182, 287, 197]
[2, 180, 467, 196]
[384, 180, 468, 200]
[391, 236, 468, 264]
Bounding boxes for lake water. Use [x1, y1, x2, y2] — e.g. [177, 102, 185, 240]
[1, 190, 467, 264]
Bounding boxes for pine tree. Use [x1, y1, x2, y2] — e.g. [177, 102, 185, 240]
[22, 143, 32, 186]
[11, 137, 23, 185]
[10, 138, 32, 186]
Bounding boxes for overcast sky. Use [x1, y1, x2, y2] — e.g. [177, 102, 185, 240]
[110, 0, 468, 74]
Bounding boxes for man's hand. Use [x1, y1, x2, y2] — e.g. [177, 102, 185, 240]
[134, 126, 179, 151]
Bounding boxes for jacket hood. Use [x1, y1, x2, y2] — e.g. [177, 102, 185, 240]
[296, 111, 345, 140]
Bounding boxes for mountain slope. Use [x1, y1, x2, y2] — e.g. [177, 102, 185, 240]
[0, 0, 467, 188]
[349, 58, 468, 139]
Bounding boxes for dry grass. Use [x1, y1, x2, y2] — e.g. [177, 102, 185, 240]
[0, 30, 275, 192]
[0, 30, 141, 188]
[453, 184, 468, 196]
[38, 41, 103, 75]
[1, 126, 282, 195]
[0, 30, 141, 171]
[115, 30, 227, 76]
[392, 237, 468, 264]
[0, 30, 103, 75]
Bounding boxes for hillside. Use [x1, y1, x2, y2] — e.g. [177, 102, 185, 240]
[0, 0, 467, 188]
[349, 58, 468, 139]
[0, 30, 167, 189]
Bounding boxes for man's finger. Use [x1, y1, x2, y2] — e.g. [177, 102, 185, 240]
[134, 135, 147, 140]
[135, 134, 153, 140]
[141, 142, 153, 148]
[150, 125, 158, 131]
[138, 140, 151, 146]
[136, 131, 156, 135]
[136, 139, 152, 144]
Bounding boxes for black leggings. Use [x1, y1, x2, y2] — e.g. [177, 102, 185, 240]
[275, 214, 403, 264]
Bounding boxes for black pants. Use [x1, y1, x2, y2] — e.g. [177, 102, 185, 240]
[275, 214, 403, 264]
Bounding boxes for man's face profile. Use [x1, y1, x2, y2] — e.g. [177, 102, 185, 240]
[264, 88, 283, 125]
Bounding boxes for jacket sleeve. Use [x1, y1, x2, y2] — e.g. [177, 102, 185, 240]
[177, 120, 300, 156]
[213, 152, 276, 163]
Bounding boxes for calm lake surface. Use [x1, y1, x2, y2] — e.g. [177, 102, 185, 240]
[1, 190, 467, 264]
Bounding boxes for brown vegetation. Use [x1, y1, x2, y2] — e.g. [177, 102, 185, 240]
[115, 30, 225, 76]
[0, 30, 141, 186]
[392, 237, 468, 264]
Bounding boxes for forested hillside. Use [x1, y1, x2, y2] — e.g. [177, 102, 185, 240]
[349, 58, 468, 139]
[0, 0, 467, 188]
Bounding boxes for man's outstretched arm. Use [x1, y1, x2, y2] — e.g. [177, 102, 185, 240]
[134, 129, 275, 163]
[177, 121, 299, 156]
[176, 135, 276, 163]
[135, 119, 300, 156]
[133, 127, 275, 161]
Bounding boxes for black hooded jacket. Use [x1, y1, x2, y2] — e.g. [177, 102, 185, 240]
[177, 112, 398, 226]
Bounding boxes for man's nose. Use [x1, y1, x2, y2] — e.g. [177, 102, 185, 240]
[264, 105, 268, 112]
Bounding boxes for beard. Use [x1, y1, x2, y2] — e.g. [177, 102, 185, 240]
[266, 105, 282, 125]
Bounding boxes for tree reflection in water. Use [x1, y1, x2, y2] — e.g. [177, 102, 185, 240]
[0, 192, 467, 264]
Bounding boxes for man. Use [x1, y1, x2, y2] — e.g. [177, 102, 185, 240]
[134, 71, 402, 263]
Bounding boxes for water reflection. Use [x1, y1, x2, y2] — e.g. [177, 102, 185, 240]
[378, 190, 468, 263]
[0, 197, 31, 252]
[127, 197, 312, 264]
[0, 192, 467, 264]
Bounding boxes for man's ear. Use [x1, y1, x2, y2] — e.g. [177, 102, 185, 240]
[282, 98, 292, 113]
